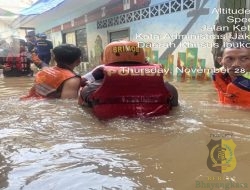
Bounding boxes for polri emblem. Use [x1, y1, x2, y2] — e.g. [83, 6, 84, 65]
[207, 139, 236, 173]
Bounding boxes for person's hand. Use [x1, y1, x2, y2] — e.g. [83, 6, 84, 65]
[31, 53, 42, 68]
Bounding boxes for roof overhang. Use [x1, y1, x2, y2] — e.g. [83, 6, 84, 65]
[11, 0, 110, 31]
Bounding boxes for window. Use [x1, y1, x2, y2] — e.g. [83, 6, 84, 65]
[123, 0, 130, 10]
[109, 29, 129, 42]
[76, 29, 88, 62]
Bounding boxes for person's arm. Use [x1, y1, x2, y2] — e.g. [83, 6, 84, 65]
[79, 80, 102, 106]
[164, 82, 179, 107]
[61, 77, 81, 99]
[31, 52, 48, 69]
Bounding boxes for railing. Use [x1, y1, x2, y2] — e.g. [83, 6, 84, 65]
[97, 0, 195, 29]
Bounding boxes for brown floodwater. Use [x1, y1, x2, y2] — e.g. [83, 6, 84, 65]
[0, 72, 249, 190]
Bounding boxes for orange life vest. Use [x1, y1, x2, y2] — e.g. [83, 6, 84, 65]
[213, 73, 250, 107]
[213, 72, 232, 103]
[21, 66, 77, 99]
[83, 64, 172, 119]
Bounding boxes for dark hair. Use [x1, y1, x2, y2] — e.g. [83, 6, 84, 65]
[220, 39, 250, 56]
[53, 44, 82, 67]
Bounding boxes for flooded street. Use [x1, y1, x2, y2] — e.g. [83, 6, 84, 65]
[0, 74, 249, 190]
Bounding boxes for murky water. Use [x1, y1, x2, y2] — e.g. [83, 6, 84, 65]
[0, 73, 250, 190]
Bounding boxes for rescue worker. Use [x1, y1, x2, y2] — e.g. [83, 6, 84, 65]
[21, 44, 82, 99]
[35, 33, 53, 66]
[79, 40, 178, 119]
[25, 31, 36, 53]
[3, 38, 33, 77]
[213, 39, 250, 107]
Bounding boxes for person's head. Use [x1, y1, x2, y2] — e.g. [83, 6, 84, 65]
[26, 31, 35, 38]
[53, 44, 82, 69]
[19, 39, 26, 52]
[103, 40, 145, 65]
[217, 39, 250, 75]
[39, 33, 47, 40]
[25, 34, 35, 42]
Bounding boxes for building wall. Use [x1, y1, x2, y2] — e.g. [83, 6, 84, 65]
[50, 31, 63, 47]
[29, 0, 250, 79]
[85, 0, 218, 78]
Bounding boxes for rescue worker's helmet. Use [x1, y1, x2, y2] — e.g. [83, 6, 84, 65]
[35, 33, 47, 39]
[103, 40, 145, 64]
[39, 33, 47, 39]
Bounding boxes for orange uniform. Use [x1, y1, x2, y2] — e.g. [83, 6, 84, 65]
[21, 66, 79, 99]
[213, 72, 250, 107]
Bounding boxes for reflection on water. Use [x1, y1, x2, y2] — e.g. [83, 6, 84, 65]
[0, 76, 250, 190]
